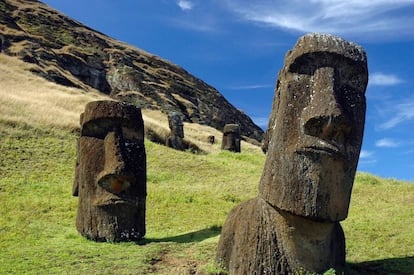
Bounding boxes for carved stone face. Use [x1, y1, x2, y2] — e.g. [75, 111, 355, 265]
[221, 124, 241, 153]
[259, 34, 368, 222]
[74, 100, 146, 241]
[168, 112, 184, 138]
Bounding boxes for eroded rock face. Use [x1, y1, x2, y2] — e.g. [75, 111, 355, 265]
[166, 112, 186, 151]
[73, 100, 146, 242]
[221, 124, 241, 153]
[216, 33, 368, 274]
[0, 0, 264, 142]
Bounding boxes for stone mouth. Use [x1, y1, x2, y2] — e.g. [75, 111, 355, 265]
[297, 138, 347, 160]
[93, 193, 140, 208]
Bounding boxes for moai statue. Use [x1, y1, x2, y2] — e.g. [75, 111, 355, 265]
[216, 33, 368, 274]
[166, 112, 186, 151]
[207, 135, 215, 144]
[221, 124, 241, 153]
[73, 100, 146, 242]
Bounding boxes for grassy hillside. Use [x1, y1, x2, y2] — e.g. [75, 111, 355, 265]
[0, 54, 413, 274]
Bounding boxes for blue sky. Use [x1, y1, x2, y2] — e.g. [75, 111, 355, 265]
[41, 0, 414, 181]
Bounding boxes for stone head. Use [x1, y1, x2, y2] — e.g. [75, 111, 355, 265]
[168, 112, 184, 138]
[221, 124, 241, 152]
[74, 100, 146, 241]
[259, 34, 368, 222]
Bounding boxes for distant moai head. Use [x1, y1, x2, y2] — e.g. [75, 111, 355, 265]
[168, 112, 184, 138]
[73, 100, 146, 242]
[259, 33, 368, 222]
[166, 112, 186, 150]
[221, 124, 241, 153]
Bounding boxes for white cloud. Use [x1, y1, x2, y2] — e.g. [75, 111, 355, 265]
[222, 0, 414, 38]
[177, 0, 194, 11]
[228, 84, 273, 90]
[169, 14, 221, 33]
[375, 138, 399, 148]
[358, 150, 377, 165]
[360, 150, 374, 159]
[369, 73, 404, 86]
[379, 101, 414, 130]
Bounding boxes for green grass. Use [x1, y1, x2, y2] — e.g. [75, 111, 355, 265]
[343, 173, 414, 274]
[0, 121, 413, 274]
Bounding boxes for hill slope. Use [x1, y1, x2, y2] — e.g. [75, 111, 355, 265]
[0, 51, 413, 274]
[1, 92, 413, 274]
[0, 0, 264, 142]
[0, 54, 262, 154]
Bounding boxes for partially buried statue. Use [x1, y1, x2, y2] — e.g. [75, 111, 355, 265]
[216, 33, 368, 274]
[221, 124, 241, 153]
[166, 112, 186, 151]
[73, 100, 146, 242]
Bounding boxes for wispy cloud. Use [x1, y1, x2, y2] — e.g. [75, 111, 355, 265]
[358, 150, 377, 165]
[375, 138, 400, 148]
[169, 2, 224, 33]
[360, 150, 375, 159]
[177, 0, 194, 11]
[222, 0, 414, 38]
[369, 73, 404, 86]
[228, 84, 273, 90]
[170, 17, 219, 32]
[379, 101, 414, 130]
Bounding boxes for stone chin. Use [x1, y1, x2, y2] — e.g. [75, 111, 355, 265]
[259, 145, 358, 222]
[294, 150, 356, 222]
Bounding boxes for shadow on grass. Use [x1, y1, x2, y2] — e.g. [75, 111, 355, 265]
[138, 225, 222, 245]
[347, 256, 414, 275]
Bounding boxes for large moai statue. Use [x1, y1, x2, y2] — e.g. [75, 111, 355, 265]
[216, 33, 368, 274]
[221, 124, 241, 153]
[73, 100, 147, 242]
[166, 112, 186, 151]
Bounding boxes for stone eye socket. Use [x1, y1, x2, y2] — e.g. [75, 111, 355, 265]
[122, 126, 143, 142]
[338, 85, 366, 113]
[81, 119, 143, 141]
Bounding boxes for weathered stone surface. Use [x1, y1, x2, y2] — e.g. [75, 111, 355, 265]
[73, 100, 146, 242]
[216, 198, 345, 274]
[217, 33, 368, 274]
[166, 112, 186, 151]
[0, 0, 264, 143]
[260, 33, 368, 221]
[221, 124, 241, 153]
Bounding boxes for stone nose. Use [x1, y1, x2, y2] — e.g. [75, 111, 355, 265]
[96, 130, 132, 194]
[301, 67, 352, 144]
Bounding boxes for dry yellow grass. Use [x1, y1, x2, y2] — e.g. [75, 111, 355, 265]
[142, 109, 262, 154]
[0, 53, 262, 153]
[0, 54, 108, 131]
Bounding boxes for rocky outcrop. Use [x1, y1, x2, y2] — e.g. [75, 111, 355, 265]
[0, 0, 264, 142]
